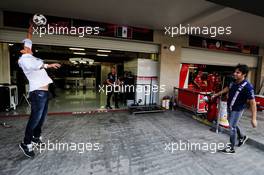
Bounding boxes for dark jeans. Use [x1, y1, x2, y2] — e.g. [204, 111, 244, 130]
[24, 90, 49, 144]
[227, 110, 244, 149]
[107, 91, 118, 107]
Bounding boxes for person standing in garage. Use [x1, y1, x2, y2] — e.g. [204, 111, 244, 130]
[18, 24, 61, 158]
[212, 64, 257, 154]
[106, 66, 120, 109]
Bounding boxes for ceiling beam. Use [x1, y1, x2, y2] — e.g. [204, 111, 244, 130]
[206, 0, 264, 17]
[182, 6, 240, 26]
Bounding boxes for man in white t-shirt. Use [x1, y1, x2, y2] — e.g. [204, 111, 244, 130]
[19, 25, 61, 158]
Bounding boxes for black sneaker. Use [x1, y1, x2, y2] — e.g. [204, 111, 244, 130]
[219, 146, 235, 154]
[19, 143, 35, 158]
[106, 105, 112, 109]
[238, 136, 249, 147]
[32, 136, 44, 147]
[115, 105, 120, 109]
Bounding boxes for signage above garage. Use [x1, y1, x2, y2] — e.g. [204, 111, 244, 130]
[3, 11, 153, 42]
[189, 35, 259, 55]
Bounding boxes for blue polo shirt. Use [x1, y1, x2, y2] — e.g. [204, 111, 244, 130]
[227, 79, 255, 111]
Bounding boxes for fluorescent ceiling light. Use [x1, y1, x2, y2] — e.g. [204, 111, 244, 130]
[97, 54, 108, 57]
[69, 48, 85, 51]
[69, 58, 94, 65]
[97, 49, 111, 53]
[73, 52, 86, 55]
[8, 43, 14, 46]
[88, 61, 94, 65]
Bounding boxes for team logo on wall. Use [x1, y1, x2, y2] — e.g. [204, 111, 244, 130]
[33, 14, 47, 26]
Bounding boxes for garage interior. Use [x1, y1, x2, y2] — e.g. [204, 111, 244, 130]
[7, 43, 157, 114]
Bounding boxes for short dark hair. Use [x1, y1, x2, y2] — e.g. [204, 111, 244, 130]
[235, 64, 249, 76]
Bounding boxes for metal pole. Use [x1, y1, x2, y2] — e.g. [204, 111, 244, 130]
[216, 76, 225, 133]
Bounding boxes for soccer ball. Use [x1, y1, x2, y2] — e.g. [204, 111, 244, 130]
[33, 14, 47, 26]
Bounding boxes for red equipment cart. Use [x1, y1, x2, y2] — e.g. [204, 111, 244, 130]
[255, 95, 264, 111]
[174, 87, 211, 114]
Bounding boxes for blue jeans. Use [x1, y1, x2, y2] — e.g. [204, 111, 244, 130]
[227, 110, 244, 149]
[24, 90, 49, 144]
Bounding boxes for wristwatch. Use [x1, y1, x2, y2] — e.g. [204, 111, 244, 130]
[44, 64, 48, 69]
[41, 64, 48, 69]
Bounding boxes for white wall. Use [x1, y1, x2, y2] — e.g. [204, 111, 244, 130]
[181, 48, 258, 68]
[0, 43, 10, 84]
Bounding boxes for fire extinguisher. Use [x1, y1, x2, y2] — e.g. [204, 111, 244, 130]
[204, 95, 218, 122]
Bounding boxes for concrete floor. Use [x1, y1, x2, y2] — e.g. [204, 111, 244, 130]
[238, 110, 264, 146]
[1, 111, 264, 175]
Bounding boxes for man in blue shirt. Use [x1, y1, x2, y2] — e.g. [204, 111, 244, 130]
[212, 64, 257, 154]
